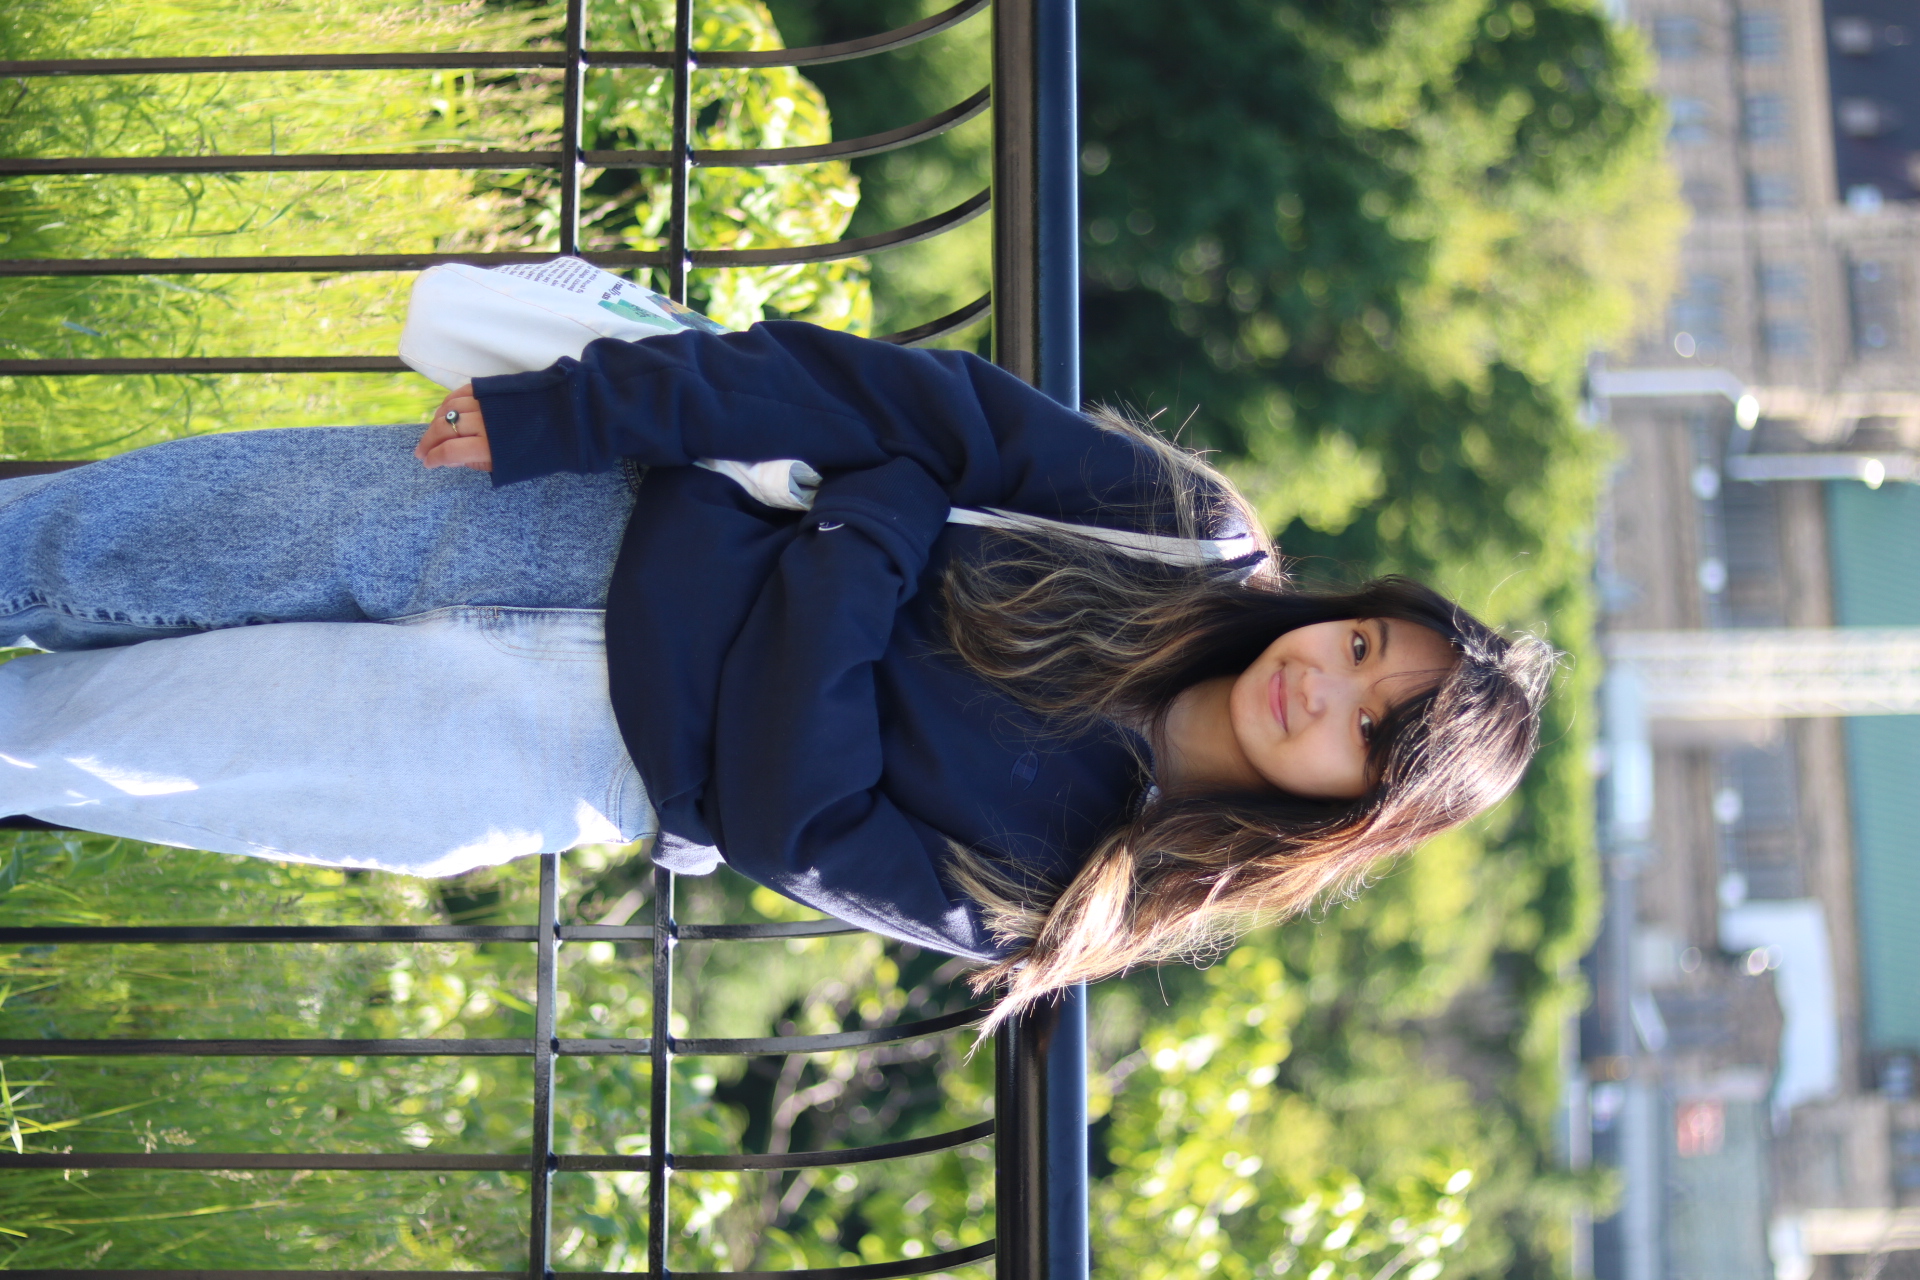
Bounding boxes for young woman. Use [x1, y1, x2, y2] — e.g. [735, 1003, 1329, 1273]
[0, 322, 1549, 1026]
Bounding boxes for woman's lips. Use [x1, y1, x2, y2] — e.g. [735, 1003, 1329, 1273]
[1270, 669, 1289, 733]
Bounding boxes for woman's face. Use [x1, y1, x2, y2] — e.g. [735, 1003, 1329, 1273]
[1225, 618, 1458, 800]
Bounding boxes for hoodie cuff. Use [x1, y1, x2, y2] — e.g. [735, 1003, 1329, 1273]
[805, 456, 952, 578]
[474, 360, 588, 487]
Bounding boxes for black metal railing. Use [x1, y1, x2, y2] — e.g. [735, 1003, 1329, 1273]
[0, 0, 1086, 1275]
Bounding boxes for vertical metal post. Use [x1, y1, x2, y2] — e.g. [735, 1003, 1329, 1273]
[995, 987, 1087, 1280]
[995, 1014, 1045, 1279]
[1043, 986, 1088, 1280]
[647, 866, 677, 1278]
[559, 0, 588, 255]
[529, 853, 561, 1278]
[665, 0, 695, 301]
[991, 0, 1079, 401]
[992, 1, 1086, 1278]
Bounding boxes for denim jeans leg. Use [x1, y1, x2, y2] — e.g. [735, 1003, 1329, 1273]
[0, 423, 635, 650]
[0, 606, 655, 870]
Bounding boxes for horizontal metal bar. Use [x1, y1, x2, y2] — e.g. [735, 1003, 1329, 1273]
[0, 90, 983, 185]
[875, 292, 992, 347]
[0, 357, 409, 375]
[0, 52, 570, 75]
[0, 251, 576, 277]
[0, 1151, 527, 1171]
[0, 0, 987, 78]
[0, 193, 984, 294]
[689, 187, 989, 268]
[565, 1119, 996, 1171]
[663, 1240, 996, 1280]
[651, 0, 991, 68]
[705, 85, 988, 168]
[0, 919, 859, 944]
[0, 925, 539, 944]
[0, 151, 558, 177]
[0, 1272, 529, 1280]
[678, 918, 862, 940]
[673, 1004, 984, 1056]
[1, 1008, 976, 1059]
[558, 1038, 651, 1055]
[0, 1038, 533, 1057]
[0, 1123, 994, 1174]
[582, 85, 987, 171]
[0, 1274, 990, 1280]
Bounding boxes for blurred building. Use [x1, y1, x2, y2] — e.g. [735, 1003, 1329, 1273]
[1585, 1, 1920, 1279]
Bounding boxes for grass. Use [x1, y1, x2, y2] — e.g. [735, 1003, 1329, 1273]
[0, 827, 993, 1268]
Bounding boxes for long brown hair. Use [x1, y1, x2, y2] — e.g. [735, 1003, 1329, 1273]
[942, 411, 1554, 1032]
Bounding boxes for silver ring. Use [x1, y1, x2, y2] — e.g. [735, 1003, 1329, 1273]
[444, 408, 461, 427]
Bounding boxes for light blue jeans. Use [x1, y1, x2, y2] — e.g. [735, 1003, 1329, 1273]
[0, 425, 655, 872]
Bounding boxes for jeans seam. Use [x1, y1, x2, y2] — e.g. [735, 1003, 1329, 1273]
[610, 757, 655, 843]
[0, 591, 210, 634]
[478, 608, 608, 660]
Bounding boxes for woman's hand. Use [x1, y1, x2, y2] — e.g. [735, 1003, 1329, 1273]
[415, 385, 493, 472]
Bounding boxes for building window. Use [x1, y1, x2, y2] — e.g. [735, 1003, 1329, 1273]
[1670, 98, 1712, 144]
[1896, 1128, 1920, 1191]
[1654, 15, 1704, 59]
[1759, 264, 1806, 300]
[1837, 97, 1893, 138]
[1763, 320, 1811, 355]
[1738, 10, 1784, 60]
[1671, 275, 1728, 355]
[1744, 94, 1789, 143]
[1714, 739, 1803, 899]
[1681, 179, 1725, 212]
[1746, 173, 1795, 209]
[1849, 259, 1902, 353]
[1831, 15, 1875, 55]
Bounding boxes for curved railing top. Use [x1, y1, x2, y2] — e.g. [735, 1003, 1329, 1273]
[0, 0, 989, 77]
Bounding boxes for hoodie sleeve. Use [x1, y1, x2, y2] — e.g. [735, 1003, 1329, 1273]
[471, 320, 1173, 526]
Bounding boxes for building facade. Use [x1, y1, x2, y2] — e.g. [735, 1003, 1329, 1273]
[1588, 1, 1920, 1278]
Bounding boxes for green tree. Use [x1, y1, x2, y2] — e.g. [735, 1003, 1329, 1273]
[759, 0, 992, 342]
[1068, 5, 1673, 1275]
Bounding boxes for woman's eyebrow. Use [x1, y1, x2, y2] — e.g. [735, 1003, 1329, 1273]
[1376, 618, 1393, 662]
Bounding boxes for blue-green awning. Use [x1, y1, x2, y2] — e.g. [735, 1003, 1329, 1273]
[1827, 480, 1920, 1052]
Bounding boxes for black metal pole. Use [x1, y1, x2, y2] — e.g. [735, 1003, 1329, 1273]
[995, 985, 1087, 1280]
[992, 0, 1086, 1277]
[990, 0, 1078, 401]
[666, 0, 695, 300]
[1045, 985, 1088, 1280]
[559, 0, 587, 255]
[529, 853, 561, 1278]
[647, 867, 677, 1278]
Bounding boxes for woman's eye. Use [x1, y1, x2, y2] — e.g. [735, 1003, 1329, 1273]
[1359, 711, 1376, 745]
[1350, 630, 1369, 664]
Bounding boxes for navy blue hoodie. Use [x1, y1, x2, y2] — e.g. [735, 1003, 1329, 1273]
[474, 322, 1247, 959]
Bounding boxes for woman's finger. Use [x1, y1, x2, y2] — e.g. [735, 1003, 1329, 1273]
[415, 394, 483, 460]
[414, 419, 454, 460]
[422, 435, 493, 472]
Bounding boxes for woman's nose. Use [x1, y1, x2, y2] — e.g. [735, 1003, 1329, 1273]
[1298, 666, 1356, 718]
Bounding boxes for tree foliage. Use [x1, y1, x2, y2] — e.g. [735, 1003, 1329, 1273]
[1079, 0, 1678, 556]
[1069, 2, 1674, 1274]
